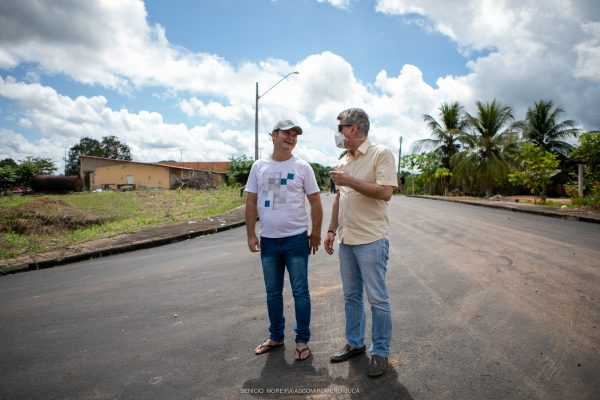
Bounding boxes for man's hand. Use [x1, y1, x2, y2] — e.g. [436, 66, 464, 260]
[309, 233, 321, 255]
[324, 231, 336, 255]
[330, 169, 394, 201]
[329, 169, 354, 188]
[247, 234, 260, 252]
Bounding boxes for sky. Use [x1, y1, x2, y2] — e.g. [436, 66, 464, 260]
[0, 0, 599, 172]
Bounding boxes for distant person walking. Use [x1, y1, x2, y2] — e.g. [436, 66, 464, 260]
[400, 173, 406, 193]
[245, 119, 323, 361]
[325, 108, 397, 377]
[330, 177, 336, 194]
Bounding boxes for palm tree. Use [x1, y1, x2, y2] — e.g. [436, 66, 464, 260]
[520, 99, 578, 159]
[412, 102, 467, 169]
[452, 100, 520, 196]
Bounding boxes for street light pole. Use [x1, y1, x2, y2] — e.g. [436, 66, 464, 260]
[397, 135, 403, 174]
[254, 71, 299, 160]
[255, 82, 259, 161]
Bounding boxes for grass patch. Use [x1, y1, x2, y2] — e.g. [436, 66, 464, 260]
[522, 200, 568, 208]
[0, 188, 244, 260]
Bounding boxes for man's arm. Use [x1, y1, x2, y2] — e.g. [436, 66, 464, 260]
[324, 192, 340, 255]
[329, 169, 394, 201]
[245, 192, 260, 252]
[306, 192, 323, 254]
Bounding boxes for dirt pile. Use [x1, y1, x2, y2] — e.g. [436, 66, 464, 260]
[0, 198, 108, 234]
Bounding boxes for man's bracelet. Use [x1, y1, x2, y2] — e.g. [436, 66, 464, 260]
[327, 230, 336, 235]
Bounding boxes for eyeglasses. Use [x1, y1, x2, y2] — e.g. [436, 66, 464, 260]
[337, 124, 354, 132]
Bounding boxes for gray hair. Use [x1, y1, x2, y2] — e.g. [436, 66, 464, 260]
[337, 108, 370, 136]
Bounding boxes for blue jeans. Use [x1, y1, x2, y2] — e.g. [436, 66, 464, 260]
[339, 238, 392, 357]
[260, 231, 311, 344]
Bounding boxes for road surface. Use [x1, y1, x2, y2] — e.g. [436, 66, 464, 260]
[1, 194, 598, 399]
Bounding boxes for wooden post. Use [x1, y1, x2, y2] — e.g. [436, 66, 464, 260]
[578, 163, 584, 198]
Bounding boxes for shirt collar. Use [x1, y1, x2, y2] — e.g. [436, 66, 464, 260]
[348, 138, 371, 159]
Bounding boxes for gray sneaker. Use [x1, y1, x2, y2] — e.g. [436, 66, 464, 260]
[368, 355, 388, 377]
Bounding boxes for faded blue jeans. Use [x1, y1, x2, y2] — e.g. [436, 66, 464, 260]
[260, 231, 311, 344]
[339, 238, 392, 357]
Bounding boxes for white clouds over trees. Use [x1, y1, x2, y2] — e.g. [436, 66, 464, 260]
[0, 0, 598, 168]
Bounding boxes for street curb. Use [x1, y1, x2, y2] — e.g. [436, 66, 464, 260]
[413, 195, 600, 224]
[0, 207, 247, 276]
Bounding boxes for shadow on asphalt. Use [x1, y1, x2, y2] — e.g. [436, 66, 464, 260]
[242, 348, 413, 399]
[333, 354, 414, 400]
[242, 346, 331, 396]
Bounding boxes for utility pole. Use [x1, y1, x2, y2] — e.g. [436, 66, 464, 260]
[180, 148, 184, 162]
[255, 71, 299, 160]
[64, 147, 67, 175]
[254, 82, 259, 161]
[397, 136, 403, 174]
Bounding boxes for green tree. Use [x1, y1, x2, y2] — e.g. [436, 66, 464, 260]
[400, 153, 421, 195]
[19, 156, 57, 175]
[0, 158, 18, 169]
[417, 152, 443, 194]
[571, 131, 600, 184]
[14, 156, 58, 187]
[413, 102, 467, 169]
[400, 152, 442, 194]
[508, 143, 560, 203]
[309, 162, 331, 190]
[227, 155, 254, 186]
[452, 100, 520, 196]
[434, 167, 452, 196]
[0, 165, 18, 195]
[0, 159, 19, 194]
[101, 135, 133, 160]
[520, 100, 578, 159]
[66, 136, 132, 175]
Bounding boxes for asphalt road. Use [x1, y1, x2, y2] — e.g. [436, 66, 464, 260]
[1, 194, 599, 400]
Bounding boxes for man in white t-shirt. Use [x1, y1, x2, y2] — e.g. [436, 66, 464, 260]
[245, 119, 323, 361]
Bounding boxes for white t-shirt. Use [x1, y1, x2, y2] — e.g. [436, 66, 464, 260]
[245, 155, 320, 238]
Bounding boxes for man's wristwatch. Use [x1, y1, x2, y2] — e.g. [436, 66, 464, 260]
[327, 230, 336, 235]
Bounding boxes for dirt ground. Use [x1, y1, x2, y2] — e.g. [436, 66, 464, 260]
[491, 195, 571, 204]
[0, 198, 106, 234]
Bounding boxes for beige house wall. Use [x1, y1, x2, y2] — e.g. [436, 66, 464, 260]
[80, 157, 128, 177]
[81, 155, 225, 190]
[91, 164, 174, 190]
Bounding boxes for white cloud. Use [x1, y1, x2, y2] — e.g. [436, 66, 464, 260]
[178, 98, 246, 124]
[316, 0, 351, 10]
[376, 0, 600, 129]
[1, 0, 598, 173]
[574, 21, 600, 81]
[0, 77, 245, 167]
[0, 128, 70, 171]
[0, 0, 247, 97]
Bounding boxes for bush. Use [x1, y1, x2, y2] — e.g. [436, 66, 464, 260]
[227, 155, 254, 186]
[571, 183, 600, 208]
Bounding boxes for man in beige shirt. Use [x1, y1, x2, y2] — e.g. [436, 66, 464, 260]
[324, 108, 397, 377]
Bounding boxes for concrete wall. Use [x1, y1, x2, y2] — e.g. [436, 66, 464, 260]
[91, 163, 172, 190]
[81, 156, 226, 190]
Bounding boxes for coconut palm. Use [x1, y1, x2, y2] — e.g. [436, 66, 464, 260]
[413, 102, 467, 169]
[520, 99, 578, 159]
[452, 100, 521, 196]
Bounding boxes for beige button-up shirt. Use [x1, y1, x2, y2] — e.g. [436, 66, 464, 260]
[337, 138, 398, 245]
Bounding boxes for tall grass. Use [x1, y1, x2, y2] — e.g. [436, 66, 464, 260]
[0, 188, 244, 260]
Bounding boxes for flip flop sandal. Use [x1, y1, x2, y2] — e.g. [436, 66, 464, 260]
[295, 346, 311, 361]
[254, 340, 284, 355]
